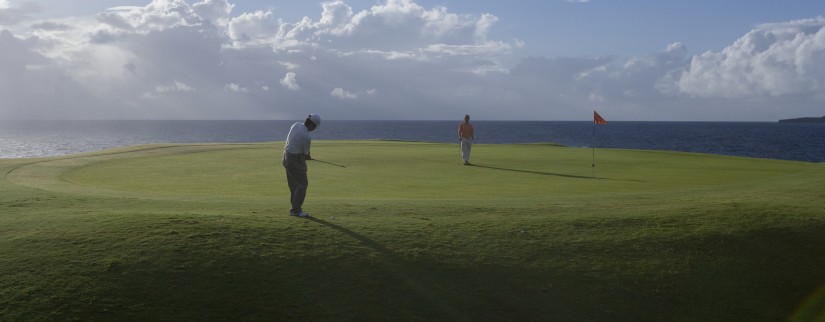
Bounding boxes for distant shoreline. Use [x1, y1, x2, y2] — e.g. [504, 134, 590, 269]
[778, 116, 825, 123]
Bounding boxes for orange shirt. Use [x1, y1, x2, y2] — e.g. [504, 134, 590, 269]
[459, 122, 474, 139]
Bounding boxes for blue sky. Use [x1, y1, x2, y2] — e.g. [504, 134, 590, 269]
[2, 0, 824, 121]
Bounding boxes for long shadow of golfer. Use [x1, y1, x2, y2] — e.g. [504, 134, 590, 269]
[470, 164, 596, 179]
[307, 217, 392, 256]
[306, 216, 466, 320]
[470, 164, 645, 182]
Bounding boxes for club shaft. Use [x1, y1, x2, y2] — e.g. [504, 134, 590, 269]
[313, 159, 347, 167]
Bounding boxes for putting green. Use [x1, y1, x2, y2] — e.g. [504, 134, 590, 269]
[7, 140, 818, 204]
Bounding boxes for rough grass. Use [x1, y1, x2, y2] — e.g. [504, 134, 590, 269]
[1, 141, 824, 321]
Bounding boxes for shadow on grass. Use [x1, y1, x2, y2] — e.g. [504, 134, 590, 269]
[470, 164, 645, 182]
[306, 216, 467, 320]
[470, 163, 591, 179]
[308, 216, 391, 256]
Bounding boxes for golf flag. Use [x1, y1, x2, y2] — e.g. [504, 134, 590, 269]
[591, 110, 607, 174]
[594, 111, 607, 125]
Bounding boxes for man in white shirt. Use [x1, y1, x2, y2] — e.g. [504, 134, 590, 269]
[283, 114, 321, 217]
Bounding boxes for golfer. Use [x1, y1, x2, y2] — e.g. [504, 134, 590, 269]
[283, 114, 321, 218]
[458, 114, 474, 165]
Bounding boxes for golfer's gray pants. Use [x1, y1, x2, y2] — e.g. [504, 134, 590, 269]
[283, 152, 308, 213]
[461, 138, 472, 163]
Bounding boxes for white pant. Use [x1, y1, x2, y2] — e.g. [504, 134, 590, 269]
[460, 138, 472, 163]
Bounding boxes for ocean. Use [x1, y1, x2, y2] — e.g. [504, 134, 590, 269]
[1, 120, 824, 162]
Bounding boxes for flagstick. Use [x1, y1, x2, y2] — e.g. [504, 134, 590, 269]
[591, 121, 596, 178]
[591, 110, 607, 179]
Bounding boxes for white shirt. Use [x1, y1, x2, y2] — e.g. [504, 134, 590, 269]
[284, 122, 311, 155]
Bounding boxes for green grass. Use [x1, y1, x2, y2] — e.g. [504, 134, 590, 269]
[1, 141, 824, 321]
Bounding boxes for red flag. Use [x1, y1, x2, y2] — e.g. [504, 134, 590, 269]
[594, 111, 607, 125]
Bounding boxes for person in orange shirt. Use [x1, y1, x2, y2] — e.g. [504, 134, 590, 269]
[458, 114, 474, 165]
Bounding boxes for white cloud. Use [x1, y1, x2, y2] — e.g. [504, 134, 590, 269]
[331, 87, 358, 99]
[157, 81, 195, 93]
[474, 13, 497, 42]
[1, 0, 823, 121]
[97, 5, 193, 33]
[193, 0, 234, 25]
[227, 10, 280, 48]
[330, 87, 379, 100]
[318, 0, 353, 35]
[675, 17, 825, 98]
[260, 0, 507, 60]
[423, 41, 510, 57]
[224, 83, 248, 92]
[280, 72, 300, 90]
[142, 81, 196, 99]
[278, 61, 300, 70]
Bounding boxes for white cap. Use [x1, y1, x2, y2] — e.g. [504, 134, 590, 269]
[308, 114, 321, 128]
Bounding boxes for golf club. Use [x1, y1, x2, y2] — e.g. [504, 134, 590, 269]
[313, 159, 349, 168]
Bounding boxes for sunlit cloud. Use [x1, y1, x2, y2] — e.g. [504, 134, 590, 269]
[280, 72, 300, 91]
[673, 17, 825, 98]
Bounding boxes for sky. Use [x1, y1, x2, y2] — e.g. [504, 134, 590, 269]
[1, 0, 824, 121]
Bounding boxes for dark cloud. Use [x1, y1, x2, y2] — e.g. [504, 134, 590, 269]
[30, 20, 72, 31]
